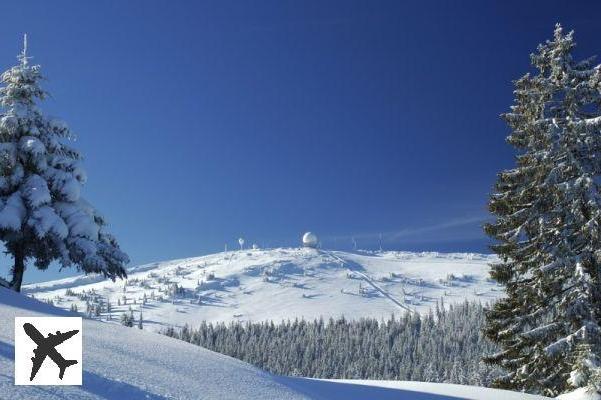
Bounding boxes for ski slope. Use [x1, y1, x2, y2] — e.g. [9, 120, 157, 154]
[0, 287, 551, 399]
[0, 287, 306, 400]
[24, 248, 504, 331]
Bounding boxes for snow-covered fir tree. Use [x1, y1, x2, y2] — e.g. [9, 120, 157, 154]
[120, 312, 133, 327]
[484, 25, 601, 396]
[163, 301, 500, 386]
[0, 37, 128, 292]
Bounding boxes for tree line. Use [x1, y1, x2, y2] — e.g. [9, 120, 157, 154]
[163, 300, 500, 386]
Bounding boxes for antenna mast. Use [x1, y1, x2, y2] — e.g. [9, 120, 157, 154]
[19, 33, 32, 66]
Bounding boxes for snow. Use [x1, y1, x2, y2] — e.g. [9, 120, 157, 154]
[0, 192, 25, 230]
[557, 388, 601, 400]
[0, 287, 552, 399]
[55, 200, 100, 239]
[281, 379, 550, 400]
[0, 287, 307, 400]
[29, 205, 69, 239]
[19, 136, 46, 155]
[25, 248, 504, 331]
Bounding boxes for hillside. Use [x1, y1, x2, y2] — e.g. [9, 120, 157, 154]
[0, 287, 306, 400]
[0, 287, 551, 399]
[24, 248, 503, 331]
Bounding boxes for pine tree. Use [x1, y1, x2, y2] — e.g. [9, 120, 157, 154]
[120, 312, 133, 327]
[161, 302, 500, 385]
[0, 37, 128, 292]
[484, 25, 601, 396]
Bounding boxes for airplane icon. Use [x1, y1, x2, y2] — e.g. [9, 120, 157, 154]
[23, 322, 79, 381]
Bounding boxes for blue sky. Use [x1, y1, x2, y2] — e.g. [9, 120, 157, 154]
[0, 1, 599, 283]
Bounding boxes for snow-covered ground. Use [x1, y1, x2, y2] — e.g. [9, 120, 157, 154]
[0, 287, 306, 400]
[557, 388, 601, 400]
[0, 287, 551, 399]
[24, 248, 503, 331]
[285, 378, 552, 400]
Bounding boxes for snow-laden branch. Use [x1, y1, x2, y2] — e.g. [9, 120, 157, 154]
[521, 323, 561, 341]
[572, 116, 601, 128]
[544, 323, 601, 358]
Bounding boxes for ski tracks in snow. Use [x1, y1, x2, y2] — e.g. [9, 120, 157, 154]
[321, 250, 415, 314]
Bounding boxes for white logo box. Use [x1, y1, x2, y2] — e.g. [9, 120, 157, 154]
[14, 316, 82, 385]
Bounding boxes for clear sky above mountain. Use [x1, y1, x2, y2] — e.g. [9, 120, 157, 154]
[0, 1, 599, 282]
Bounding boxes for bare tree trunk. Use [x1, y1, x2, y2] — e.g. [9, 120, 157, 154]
[0, 276, 9, 289]
[10, 248, 25, 292]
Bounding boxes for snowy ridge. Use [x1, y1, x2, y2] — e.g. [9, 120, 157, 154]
[25, 248, 504, 331]
[0, 287, 551, 399]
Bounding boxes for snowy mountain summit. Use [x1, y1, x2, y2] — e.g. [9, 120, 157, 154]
[25, 248, 503, 331]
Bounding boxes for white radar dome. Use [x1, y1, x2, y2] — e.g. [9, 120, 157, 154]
[302, 232, 318, 248]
